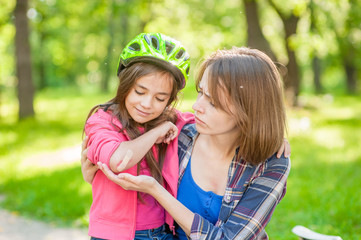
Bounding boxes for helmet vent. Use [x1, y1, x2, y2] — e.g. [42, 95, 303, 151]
[175, 49, 185, 59]
[165, 41, 175, 55]
[186, 66, 190, 75]
[144, 35, 151, 45]
[150, 36, 159, 50]
[129, 43, 141, 51]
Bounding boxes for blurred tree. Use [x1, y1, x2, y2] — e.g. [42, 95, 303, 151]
[101, 0, 116, 92]
[243, 0, 277, 61]
[309, 0, 322, 93]
[266, 0, 302, 106]
[14, 0, 35, 119]
[335, 0, 360, 94]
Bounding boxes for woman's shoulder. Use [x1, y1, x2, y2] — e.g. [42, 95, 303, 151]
[180, 123, 197, 138]
[264, 153, 291, 174]
[178, 123, 197, 155]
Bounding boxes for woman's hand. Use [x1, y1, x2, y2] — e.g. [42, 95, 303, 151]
[81, 136, 98, 184]
[276, 138, 291, 158]
[154, 121, 178, 144]
[98, 162, 158, 194]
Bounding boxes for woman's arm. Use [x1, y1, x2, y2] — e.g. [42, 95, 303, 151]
[97, 162, 195, 235]
[98, 155, 290, 240]
[80, 136, 98, 184]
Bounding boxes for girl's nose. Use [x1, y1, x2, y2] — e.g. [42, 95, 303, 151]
[140, 96, 152, 108]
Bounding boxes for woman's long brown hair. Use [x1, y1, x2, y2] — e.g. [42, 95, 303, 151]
[196, 47, 287, 165]
[85, 61, 181, 190]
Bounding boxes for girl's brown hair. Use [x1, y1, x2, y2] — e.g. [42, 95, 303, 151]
[85, 60, 181, 186]
[196, 47, 286, 165]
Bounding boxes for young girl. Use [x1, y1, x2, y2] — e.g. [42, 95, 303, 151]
[96, 47, 291, 239]
[84, 33, 194, 240]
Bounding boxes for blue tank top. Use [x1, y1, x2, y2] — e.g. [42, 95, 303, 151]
[176, 158, 223, 239]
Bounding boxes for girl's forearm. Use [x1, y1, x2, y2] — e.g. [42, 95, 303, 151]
[109, 128, 159, 172]
[152, 182, 195, 236]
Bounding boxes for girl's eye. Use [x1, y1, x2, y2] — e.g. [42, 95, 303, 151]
[156, 98, 166, 102]
[135, 89, 144, 95]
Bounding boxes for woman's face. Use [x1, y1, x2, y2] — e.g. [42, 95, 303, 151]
[192, 69, 238, 136]
[125, 72, 173, 124]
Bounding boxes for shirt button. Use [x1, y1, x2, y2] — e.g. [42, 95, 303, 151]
[226, 195, 231, 202]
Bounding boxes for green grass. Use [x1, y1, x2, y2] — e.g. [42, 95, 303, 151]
[0, 87, 360, 239]
[266, 94, 361, 239]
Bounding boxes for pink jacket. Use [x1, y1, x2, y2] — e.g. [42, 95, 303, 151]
[85, 109, 194, 240]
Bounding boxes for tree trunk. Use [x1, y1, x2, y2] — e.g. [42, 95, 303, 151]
[312, 56, 322, 93]
[309, 0, 323, 93]
[101, 0, 116, 92]
[14, 0, 35, 119]
[243, 0, 277, 61]
[37, 24, 47, 89]
[344, 58, 357, 94]
[283, 15, 300, 106]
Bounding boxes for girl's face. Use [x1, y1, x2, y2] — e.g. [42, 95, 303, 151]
[192, 69, 238, 136]
[125, 72, 173, 124]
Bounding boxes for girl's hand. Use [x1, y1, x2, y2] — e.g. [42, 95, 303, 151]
[277, 138, 291, 158]
[81, 136, 98, 184]
[98, 162, 157, 194]
[154, 121, 178, 144]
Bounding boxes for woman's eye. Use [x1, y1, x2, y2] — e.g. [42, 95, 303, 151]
[197, 89, 215, 107]
[135, 89, 144, 95]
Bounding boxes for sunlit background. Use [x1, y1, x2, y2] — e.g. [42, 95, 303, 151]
[0, 0, 360, 239]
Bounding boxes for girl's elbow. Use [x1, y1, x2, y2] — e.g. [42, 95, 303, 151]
[109, 158, 119, 173]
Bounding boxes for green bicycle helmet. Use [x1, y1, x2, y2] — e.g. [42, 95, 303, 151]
[117, 33, 190, 89]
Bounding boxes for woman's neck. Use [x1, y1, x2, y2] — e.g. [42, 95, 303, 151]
[197, 132, 238, 161]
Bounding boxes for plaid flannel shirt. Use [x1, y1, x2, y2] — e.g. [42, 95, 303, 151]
[178, 124, 291, 240]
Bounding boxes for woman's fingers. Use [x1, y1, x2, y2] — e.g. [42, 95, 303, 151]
[81, 136, 89, 164]
[81, 148, 88, 164]
[284, 139, 291, 157]
[276, 143, 285, 158]
[98, 162, 135, 190]
[81, 136, 88, 152]
[98, 162, 116, 180]
[98, 162, 153, 192]
[277, 138, 291, 158]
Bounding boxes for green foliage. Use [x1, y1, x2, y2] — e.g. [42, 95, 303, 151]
[2, 0, 361, 99]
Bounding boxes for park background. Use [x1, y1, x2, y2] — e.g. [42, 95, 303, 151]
[0, 0, 360, 239]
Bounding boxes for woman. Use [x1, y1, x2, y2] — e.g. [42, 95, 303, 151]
[83, 47, 291, 239]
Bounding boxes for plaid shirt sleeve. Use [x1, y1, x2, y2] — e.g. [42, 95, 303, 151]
[189, 155, 291, 240]
[178, 124, 198, 184]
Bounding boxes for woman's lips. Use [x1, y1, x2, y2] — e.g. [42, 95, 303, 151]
[195, 116, 206, 125]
